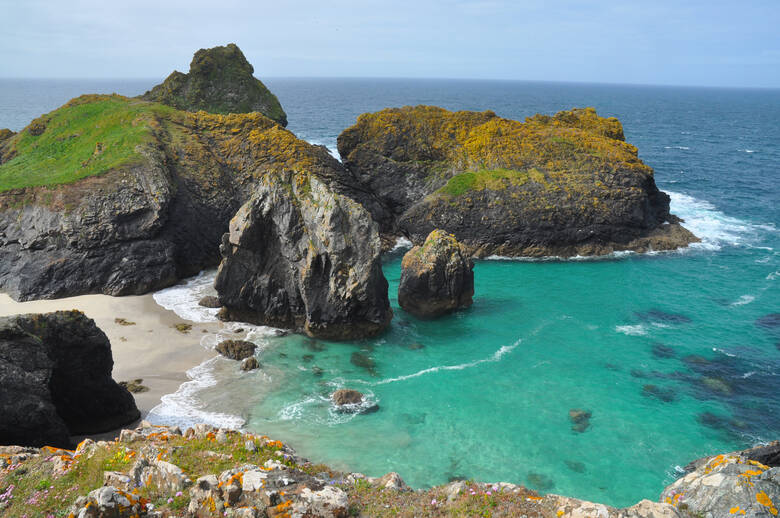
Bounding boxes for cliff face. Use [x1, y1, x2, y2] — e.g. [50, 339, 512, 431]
[337, 106, 698, 257]
[0, 311, 139, 448]
[0, 95, 350, 301]
[141, 43, 287, 126]
[214, 170, 392, 340]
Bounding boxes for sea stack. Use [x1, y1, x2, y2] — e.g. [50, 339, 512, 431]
[141, 43, 287, 126]
[0, 311, 140, 448]
[337, 105, 699, 257]
[214, 170, 393, 340]
[398, 229, 474, 318]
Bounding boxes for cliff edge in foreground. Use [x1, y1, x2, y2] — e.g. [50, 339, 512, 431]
[0, 422, 776, 517]
[337, 106, 699, 257]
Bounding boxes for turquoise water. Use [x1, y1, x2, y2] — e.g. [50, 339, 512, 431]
[2, 79, 778, 507]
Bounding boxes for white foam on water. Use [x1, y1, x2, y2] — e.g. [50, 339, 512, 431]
[152, 270, 219, 323]
[368, 340, 521, 386]
[730, 295, 755, 306]
[304, 138, 341, 161]
[738, 149, 757, 153]
[391, 236, 413, 251]
[667, 191, 773, 252]
[664, 145, 690, 150]
[615, 324, 648, 336]
[767, 271, 780, 281]
[712, 347, 737, 358]
[146, 357, 246, 430]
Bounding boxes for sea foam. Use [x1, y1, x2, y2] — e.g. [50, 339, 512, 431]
[152, 270, 220, 323]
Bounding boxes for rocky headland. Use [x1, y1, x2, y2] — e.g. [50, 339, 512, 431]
[337, 105, 699, 257]
[0, 310, 139, 449]
[0, 421, 776, 517]
[141, 43, 287, 126]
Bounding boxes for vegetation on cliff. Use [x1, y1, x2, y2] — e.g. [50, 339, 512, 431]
[140, 43, 287, 126]
[338, 105, 697, 257]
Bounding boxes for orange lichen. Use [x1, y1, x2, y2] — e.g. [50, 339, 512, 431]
[757, 491, 778, 515]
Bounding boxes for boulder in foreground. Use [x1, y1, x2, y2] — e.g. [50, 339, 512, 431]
[398, 229, 474, 318]
[0, 311, 139, 448]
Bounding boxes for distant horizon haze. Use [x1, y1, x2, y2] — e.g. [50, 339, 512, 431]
[0, 0, 778, 89]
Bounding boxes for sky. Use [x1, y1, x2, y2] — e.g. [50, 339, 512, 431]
[1, 0, 779, 88]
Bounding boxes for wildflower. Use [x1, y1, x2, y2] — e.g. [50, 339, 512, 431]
[431, 498, 438, 505]
[492, 484, 499, 491]
[486, 491, 492, 496]
[175, 491, 183, 497]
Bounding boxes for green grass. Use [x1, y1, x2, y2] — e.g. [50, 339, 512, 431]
[0, 95, 177, 192]
[435, 168, 547, 197]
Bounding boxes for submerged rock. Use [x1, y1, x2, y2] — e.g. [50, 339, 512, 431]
[337, 105, 698, 257]
[569, 408, 592, 433]
[635, 310, 692, 324]
[214, 170, 392, 340]
[241, 357, 260, 371]
[0, 311, 139, 448]
[141, 43, 287, 126]
[215, 339, 256, 361]
[398, 229, 474, 318]
[756, 313, 780, 329]
[642, 384, 677, 403]
[651, 343, 677, 359]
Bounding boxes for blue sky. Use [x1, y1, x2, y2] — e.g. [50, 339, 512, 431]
[1, 0, 778, 87]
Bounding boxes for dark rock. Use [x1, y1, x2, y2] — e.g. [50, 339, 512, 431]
[0, 95, 314, 302]
[569, 408, 592, 433]
[642, 384, 677, 403]
[302, 354, 314, 363]
[118, 379, 149, 393]
[565, 460, 586, 473]
[215, 340, 256, 361]
[336, 105, 698, 257]
[0, 311, 139, 448]
[215, 171, 392, 340]
[331, 389, 379, 414]
[311, 366, 324, 377]
[651, 343, 676, 359]
[198, 296, 222, 308]
[398, 229, 474, 318]
[635, 310, 692, 324]
[140, 43, 287, 126]
[630, 369, 651, 379]
[700, 376, 733, 396]
[240, 357, 259, 371]
[756, 313, 780, 329]
[684, 441, 780, 472]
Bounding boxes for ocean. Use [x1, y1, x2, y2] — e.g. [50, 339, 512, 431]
[1, 78, 778, 507]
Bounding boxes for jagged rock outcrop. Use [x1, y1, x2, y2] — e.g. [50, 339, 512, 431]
[215, 340, 256, 361]
[337, 105, 699, 257]
[141, 43, 287, 126]
[660, 445, 779, 517]
[0, 94, 343, 301]
[0, 311, 139, 448]
[398, 229, 474, 318]
[214, 170, 392, 340]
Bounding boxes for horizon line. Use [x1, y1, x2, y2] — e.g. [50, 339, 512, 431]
[1, 75, 779, 91]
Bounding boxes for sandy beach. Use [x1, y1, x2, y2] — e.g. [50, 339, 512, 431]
[0, 290, 223, 436]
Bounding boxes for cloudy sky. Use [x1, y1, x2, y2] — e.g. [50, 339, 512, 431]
[1, 0, 778, 87]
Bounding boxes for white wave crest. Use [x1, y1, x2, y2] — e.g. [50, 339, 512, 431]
[615, 324, 648, 336]
[371, 341, 520, 385]
[304, 138, 341, 161]
[730, 295, 755, 306]
[153, 270, 219, 323]
[664, 145, 690, 150]
[146, 357, 246, 430]
[667, 192, 774, 251]
[767, 271, 780, 281]
[738, 149, 757, 153]
[391, 237, 413, 251]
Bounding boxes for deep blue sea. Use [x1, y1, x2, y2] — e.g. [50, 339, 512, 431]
[2, 78, 778, 507]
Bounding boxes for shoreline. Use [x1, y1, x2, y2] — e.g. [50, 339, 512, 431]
[0, 290, 222, 440]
